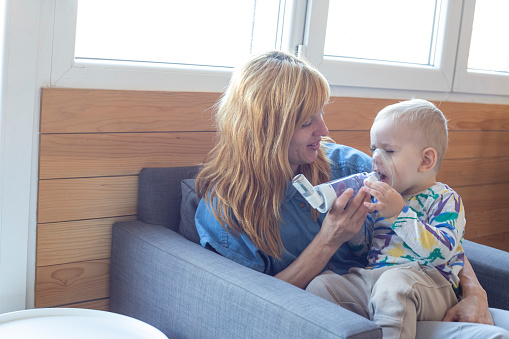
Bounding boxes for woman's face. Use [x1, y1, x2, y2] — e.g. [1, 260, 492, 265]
[288, 111, 329, 173]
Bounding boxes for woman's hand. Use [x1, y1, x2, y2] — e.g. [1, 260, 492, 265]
[320, 187, 371, 249]
[274, 188, 369, 289]
[442, 256, 494, 324]
[362, 180, 405, 220]
[443, 292, 493, 324]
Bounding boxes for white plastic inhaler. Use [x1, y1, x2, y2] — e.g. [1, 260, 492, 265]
[292, 149, 394, 213]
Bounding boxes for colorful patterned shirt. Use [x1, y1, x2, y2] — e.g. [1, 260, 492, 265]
[348, 182, 465, 289]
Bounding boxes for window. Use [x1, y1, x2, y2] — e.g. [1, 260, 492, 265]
[467, 0, 509, 73]
[453, 0, 509, 95]
[52, 0, 299, 91]
[75, 0, 283, 68]
[51, 0, 509, 96]
[304, 0, 461, 92]
[324, 0, 439, 66]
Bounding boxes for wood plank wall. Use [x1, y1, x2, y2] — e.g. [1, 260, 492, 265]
[36, 88, 509, 310]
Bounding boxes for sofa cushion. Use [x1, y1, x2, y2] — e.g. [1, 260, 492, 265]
[138, 166, 199, 231]
[179, 179, 200, 244]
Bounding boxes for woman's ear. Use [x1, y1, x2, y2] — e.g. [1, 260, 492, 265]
[419, 147, 437, 172]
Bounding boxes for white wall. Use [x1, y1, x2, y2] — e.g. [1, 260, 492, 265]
[0, 0, 7, 312]
[0, 0, 508, 313]
[0, 0, 50, 313]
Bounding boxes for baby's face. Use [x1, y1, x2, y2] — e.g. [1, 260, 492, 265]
[370, 118, 425, 196]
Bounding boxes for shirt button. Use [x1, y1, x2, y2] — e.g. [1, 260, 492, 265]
[328, 265, 334, 270]
[300, 202, 306, 208]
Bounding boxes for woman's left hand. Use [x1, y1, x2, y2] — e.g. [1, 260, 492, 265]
[442, 291, 493, 324]
[442, 256, 494, 324]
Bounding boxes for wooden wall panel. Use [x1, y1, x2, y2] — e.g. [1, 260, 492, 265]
[456, 183, 509, 237]
[438, 157, 509, 187]
[35, 259, 110, 308]
[43, 91, 509, 134]
[40, 88, 219, 133]
[446, 131, 509, 158]
[439, 101, 509, 130]
[36, 88, 509, 311]
[471, 233, 509, 252]
[327, 131, 370, 154]
[56, 298, 109, 311]
[329, 131, 509, 159]
[37, 216, 135, 267]
[325, 97, 388, 130]
[39, 132, 215, 179]
[325, 97, 509, 131]
[38, 176, 138, 223]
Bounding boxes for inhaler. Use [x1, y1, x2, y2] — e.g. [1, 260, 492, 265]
[292, 149, 395, 213]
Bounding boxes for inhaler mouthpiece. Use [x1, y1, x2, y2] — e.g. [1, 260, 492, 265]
[371, 149, 395, 188]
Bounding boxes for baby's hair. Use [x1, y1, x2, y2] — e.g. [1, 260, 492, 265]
[374, 99, 449, 170]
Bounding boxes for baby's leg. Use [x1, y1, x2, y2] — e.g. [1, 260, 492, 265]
[306, 269, 375, 318]
[370, 263, 458, 339]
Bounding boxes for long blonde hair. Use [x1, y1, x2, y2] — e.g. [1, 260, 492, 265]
[196, 50, 331, 258]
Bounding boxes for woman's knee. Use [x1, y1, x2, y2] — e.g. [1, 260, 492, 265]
[305, 272, 357, 304]
[305, 273, 333, 297]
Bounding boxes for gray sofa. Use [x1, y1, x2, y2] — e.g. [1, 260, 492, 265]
[110, 167, 509, 339]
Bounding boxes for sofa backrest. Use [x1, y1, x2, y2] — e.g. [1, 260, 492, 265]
[138, 166, 200, 232]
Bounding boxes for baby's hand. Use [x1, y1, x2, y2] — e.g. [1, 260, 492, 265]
[362, 180, 405, 220]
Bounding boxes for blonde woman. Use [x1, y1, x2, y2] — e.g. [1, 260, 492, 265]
[195, 51, 506, 337]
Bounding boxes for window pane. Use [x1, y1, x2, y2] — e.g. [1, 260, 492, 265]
[75, 0, 281, 68]
[468, 0, 509, 73]
[324, 0, 438, 65]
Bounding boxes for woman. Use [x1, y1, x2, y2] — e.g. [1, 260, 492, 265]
[195, 50, 508, 337]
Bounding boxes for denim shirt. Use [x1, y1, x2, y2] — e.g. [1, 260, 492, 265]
[195, 143, 372, 276]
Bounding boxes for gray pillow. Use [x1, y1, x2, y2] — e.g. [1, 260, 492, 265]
[179, 179, 200, 244]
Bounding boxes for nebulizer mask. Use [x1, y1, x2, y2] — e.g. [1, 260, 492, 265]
[292, 149, 395, 213]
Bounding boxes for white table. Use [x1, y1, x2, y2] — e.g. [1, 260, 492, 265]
[0, 308, 168, 339]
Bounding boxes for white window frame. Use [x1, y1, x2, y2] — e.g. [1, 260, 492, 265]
[52, 0, 234, 92]
[51, 0, 509, 96]
[452, 0, 509, 96]
[51, 0, 307, 92]
[303, 0, 463, 92]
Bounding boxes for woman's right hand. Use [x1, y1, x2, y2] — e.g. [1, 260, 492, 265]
[319, 188, 370, 250]
[274, 187, 369, 289]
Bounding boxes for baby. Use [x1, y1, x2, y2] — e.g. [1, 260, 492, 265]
[307, 99, 465, 338]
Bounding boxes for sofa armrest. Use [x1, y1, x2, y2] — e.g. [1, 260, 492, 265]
[463, 239, 509, 310]
[110, 221, 381, 339]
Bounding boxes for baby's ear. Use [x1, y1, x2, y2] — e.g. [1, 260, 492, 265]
[419, 147, 437, 172]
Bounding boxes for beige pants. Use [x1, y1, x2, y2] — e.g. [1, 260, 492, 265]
[306, 262, 458, 339]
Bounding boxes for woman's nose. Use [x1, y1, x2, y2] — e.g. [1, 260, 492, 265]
[315, 116, 329, 136]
